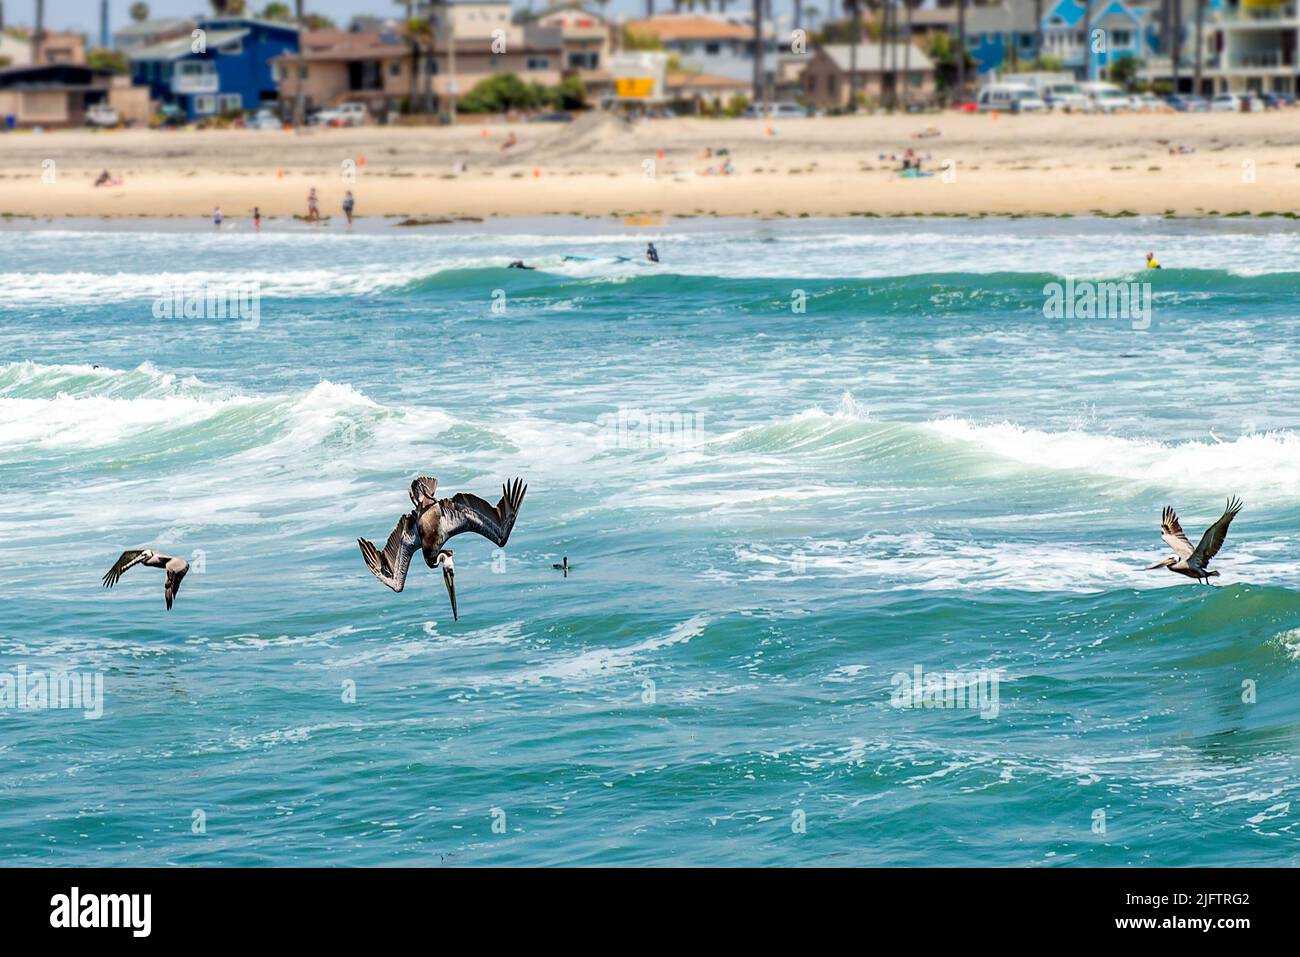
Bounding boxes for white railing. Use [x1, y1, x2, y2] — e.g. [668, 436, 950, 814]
[172, 72, 219, 95]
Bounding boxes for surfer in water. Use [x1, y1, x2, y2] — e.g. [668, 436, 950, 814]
[1146, 251, 1162, 269]
[646, 243, 660, 264]
[508, 260, 534, 270]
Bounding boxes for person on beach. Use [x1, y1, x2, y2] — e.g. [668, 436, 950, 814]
[307, 188, 320, 223]
[646, 243, 659, 264]
[343, 191, 355, 227]
[253, 207, 262, 231]
[1146, 251, 1162, 269]
[213, 206, 223, 229]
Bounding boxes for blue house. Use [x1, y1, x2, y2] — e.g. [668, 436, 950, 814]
[128, 17, 299, 119]
[969, 0, 1148, 80]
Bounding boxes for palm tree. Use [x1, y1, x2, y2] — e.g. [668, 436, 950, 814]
[292, 0, 305, 125]
[128, 0, 150, 18]
[1171, 0, 1183, 91]
[955, 0, 966, 94]
[1082, 0, 1092, 81]
[845, 0, 862, 111]
[751, 0, 764, 107]
[795, 0, 804, 30]
[209, 0, 248, 13]
[902, 0, 918, 107]
[403, 16, 435, 114]
[33, 0, 44, 63]
[1193, 0, 1204, 95]
[645, 0, 655, 15]
[1033, 0, 1042, 64]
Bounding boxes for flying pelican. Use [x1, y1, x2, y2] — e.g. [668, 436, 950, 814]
[552, 556, 572, 577]
[1145, 497, 1243, 584]
[358, 476, 527, 620]
[102, 549, 190, 609]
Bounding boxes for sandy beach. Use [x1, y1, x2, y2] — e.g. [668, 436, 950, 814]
[1, 110, 1297, 221]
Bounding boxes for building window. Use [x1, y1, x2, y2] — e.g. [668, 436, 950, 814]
[526, 56, 550, 70]
[193, 94, 216, 114]
[220, 39, 243, 56]
[1112, 30, 1131, 45]
[705, 42, 721, 54]
[217, 93, 242, 111]
[390, 61, 402, 77]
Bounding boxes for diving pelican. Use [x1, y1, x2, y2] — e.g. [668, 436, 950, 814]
[1145, 497, 1243, 584]
[102, 549, 190, 609]
[358, 476, 527, 620]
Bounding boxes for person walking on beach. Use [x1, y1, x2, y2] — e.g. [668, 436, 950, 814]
[213, 206, 223, 229]
[342, 190, 355, 227]
[253, 206, 261, 232]
[307, 188, 320, 223]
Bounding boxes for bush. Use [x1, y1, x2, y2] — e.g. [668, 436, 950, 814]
[457, 73, 547, 113]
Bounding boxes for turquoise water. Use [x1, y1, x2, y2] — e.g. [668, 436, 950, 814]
[1, 216, 1298, 866]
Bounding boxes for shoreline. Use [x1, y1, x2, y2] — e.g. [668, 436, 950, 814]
[0, 112, 1295, 220]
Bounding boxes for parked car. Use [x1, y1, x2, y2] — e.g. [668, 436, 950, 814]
[85, 102, 118, 127]
[976, 83, 1046, 113]
[527, 112, 573, 123]
[1128, 92, 1164, 111]
[1080, 82, 1130, 112]
[247, 108, 283, 130]
[1210, 93, 1242, 112]
[311, 102, 368, 127]
[1165, 94, 1205, 112]
[742, 102, 811, 119]
[1041, 82, 1090, 112]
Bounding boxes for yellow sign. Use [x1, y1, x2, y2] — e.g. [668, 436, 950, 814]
[616, 77, 655, 99]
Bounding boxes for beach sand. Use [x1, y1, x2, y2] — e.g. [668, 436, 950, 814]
[1, 110, 1297, 221]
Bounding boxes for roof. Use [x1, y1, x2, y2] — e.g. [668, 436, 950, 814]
[292, 29, 406, 61]
[113, 17, 194, 37]
[666, 69, 750, 90]
[129, 29, 249, 62]
[625, 16, 768, 42]
[0, 63, 116, 89]
[819, 43, 936, 73]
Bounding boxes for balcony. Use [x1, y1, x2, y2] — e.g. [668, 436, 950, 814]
[1231, 50, 1287, 68]
[171, 67, 218, 95]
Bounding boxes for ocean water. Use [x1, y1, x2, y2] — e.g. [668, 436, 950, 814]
[1, 216, 1298, 866]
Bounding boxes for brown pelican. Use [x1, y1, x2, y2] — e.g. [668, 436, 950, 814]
[102, 549, 190, 609]
[1145, 497, 1243, 584]
[552, 556, 572, 577]
[358, 476, 527, 621]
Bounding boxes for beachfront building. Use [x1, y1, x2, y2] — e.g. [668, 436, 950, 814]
[112, 17, 195, 53]
[967, 0, 1147, 80]
[128, 16, 299, 120]
[534, 2, 616, 98]
[272, 25, 565, 119]
[1197, 0, 1299, 95]
[34, 31, 86, 66]
[0, 63, 150, 126]
[623, 13, 779, 94]
[800, 42, 938, 108]
[0, 31, 32, 68]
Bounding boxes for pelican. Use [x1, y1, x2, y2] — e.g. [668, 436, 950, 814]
[102, 549, 190, 609]
[552, 556, 572, 577]
[1145, 497, 1243, 584]
[358, 476, 527, 621]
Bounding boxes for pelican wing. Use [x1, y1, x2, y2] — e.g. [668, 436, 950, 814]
[441, 478, 528, 548]
[102, 549, 149, 588]
[409, 475, 439, 508]
[1160, 506, 1193, 558]
[164, 565, 188, 610]
[358, 511, 420, 592]
[1191, 496, 1243, 568]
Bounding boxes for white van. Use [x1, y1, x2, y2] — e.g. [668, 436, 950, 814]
[976, 83, 1047, 114]
[1081, 81, 1130, 113]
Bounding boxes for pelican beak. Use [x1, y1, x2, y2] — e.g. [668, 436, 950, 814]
[442, 565, 458, 621]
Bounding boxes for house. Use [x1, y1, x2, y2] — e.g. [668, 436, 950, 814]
[113, 17, 196, 53]
[35, 31, 86, 66]
[801, 43, 937, 108]
[534, 2, 615, 96]
[0, 63, 150, 126]
[624, 14, 779, 92]
[129, 16, 299, 120]
[1190, 0, 1297, 96]
[666, 69, 750, 111]
[272, 25, 565, 117]
[967, 0, 1148, 81]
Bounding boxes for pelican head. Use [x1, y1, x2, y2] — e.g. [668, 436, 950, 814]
[435, 549, 457, 621]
